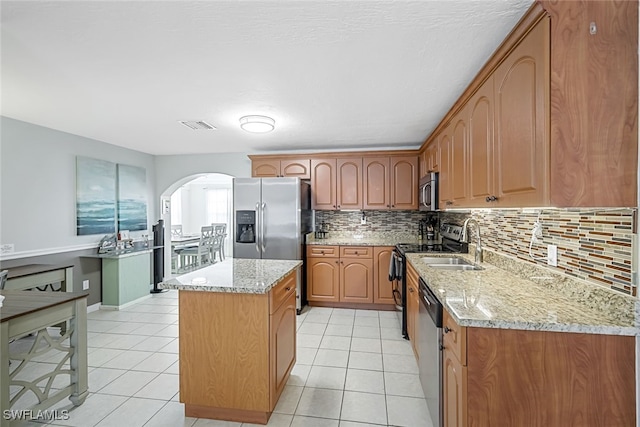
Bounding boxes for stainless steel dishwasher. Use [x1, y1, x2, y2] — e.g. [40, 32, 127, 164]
[418, 277, 443, 427]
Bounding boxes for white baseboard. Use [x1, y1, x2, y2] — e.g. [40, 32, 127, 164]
[99, 294, 152, 311]
[87, 302, 101, 313]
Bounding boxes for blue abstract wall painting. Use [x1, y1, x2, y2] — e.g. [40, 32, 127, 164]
[117, 164, 148, 232]
[76, 157, 117, 235]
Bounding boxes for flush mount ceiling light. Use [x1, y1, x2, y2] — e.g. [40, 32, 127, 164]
[239, 115, 275, 133]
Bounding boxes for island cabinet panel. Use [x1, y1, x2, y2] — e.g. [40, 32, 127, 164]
[373, 247, 395, 305]
[178, 269, 299, 425]
[179, 291, 271, 412]
[493, 17, 550, 207]
[336, 158, 363, 210]
[467, 79, 494, 207]
[390, 156, 419, 209]
[544, 0, 638, 207]
[363, 157, 390, 210]
[269, 291, 296, 409]
[440, 312, 636, 427]
[405, 262, 420, 358]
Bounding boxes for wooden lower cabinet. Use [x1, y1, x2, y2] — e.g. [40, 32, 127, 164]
[179, 270, 298, 424]
[308, 245, 392, 306]
[307, 256, 339, 302]
[442, 310, 636, 427]
[406, 262, 420, 358]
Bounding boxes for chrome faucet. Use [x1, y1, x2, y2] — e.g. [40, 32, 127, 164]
[461, 218, 483, 264]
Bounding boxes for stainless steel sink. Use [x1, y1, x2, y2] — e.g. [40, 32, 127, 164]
[421, 256, 471, 265]
[427, 264, 484, 271]
[420, 256, 484, 271]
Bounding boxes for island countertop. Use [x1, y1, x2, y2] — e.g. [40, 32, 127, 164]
[406, 252, 639, 336]
[159, 258, 302, 293]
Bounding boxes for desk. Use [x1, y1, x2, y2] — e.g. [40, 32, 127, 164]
[4, 264, 74, 293]
[0, 290, 88, 426]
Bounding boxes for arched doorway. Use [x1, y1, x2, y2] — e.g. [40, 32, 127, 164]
[160, 173, 234, 278]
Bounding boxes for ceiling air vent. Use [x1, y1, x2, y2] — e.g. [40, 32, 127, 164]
[179, 120, 217, 130]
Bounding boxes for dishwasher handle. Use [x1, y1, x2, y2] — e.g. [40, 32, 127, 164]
[419, 278, 443, 327]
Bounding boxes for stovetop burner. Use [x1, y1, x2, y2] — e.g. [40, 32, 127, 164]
[396, 223, 468, 255]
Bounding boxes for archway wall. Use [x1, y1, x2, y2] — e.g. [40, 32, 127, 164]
[155, 152, 251, 197]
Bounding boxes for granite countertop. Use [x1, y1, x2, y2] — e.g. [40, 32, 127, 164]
[406, 252, 639, 336]
[307, 232, 422, 247]
[159, 258, 302, 294]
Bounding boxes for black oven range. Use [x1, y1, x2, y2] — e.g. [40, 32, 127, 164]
[390, 223, 468, 339]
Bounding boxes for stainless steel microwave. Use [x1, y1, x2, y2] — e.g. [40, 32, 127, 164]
[419, 172, 438, 211]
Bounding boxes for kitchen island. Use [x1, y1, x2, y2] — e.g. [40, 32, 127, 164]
[159, 258, 302, 425]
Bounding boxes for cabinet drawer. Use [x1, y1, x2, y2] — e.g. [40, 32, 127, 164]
[307, 246, 339, 257]
[443, 309, 467, 365]
[339, 246, 372, 258]
[270, 270, 296, 314]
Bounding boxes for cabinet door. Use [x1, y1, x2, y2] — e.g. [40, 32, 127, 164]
[270, 291, 296, 409]
[493, 18, 549, 207]
[281, 159, 311, 179]
[307, 257, 339, 302]
[450, 115, 468, 206]
[419, 149, 428, 178]
[362, 157, 390, 210]
[252, 159, 280, 177]
[426, 141, 439, 173]
[311, 158, 337, 210]
[373, 247, 396, 305]
[390, 156, 419, 209]
[468, 79, 494, 207]
[443, 348, 467, 427]
[439, 127, 452, 208]
[337, 158, 363, 210]
[339, 258, 373, 303]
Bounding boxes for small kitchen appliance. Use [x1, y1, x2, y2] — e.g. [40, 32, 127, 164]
[419, 172, 438, 211]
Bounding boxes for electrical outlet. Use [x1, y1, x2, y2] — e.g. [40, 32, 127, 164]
[0, 244, 15, 254]
[82, 280, 89, 290]
[532, 222, 543, 243]
[547, 244, 558, 267]
[361, 216, 366, 225]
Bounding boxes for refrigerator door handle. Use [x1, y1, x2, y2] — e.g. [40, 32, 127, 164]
[261, 202, 267, 252]
[255, 202, 261, 254]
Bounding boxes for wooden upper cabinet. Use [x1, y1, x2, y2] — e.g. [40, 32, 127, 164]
[280, 159, 311, 179]
[311, 158, 337, 210]
[493, 17, 550, 207]
[468, 79, 495, 207]
[390, 156, 419, 209]
[426, 140, 439, 173]
[363, 157, 390, 210]
[252, 159, 281, 177]
[336, 158, 363, 210]
[439, 126, 452, 208]
[419, 149, 428, 178]
[251, 158, 311, 179]
[543, 0, 638, 207]
[450, 114, 468, 207]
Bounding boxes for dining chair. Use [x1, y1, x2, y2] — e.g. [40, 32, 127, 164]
[0, 269, 8, 290]
[171, 224, 183, 238]
[210, 234, 224, 262]
[212, 223, 227, 260]
[180, 226, 215, 270]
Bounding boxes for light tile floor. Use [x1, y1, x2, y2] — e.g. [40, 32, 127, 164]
[7, 291, 433, 427]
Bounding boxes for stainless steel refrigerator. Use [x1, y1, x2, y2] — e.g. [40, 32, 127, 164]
[233, 177, 312, 312]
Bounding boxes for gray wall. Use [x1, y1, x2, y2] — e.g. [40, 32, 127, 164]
[0, 116, 157, 305]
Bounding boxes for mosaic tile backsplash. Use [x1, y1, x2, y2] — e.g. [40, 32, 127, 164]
[315, 208, 637, 296]
[463, 209, 637, 296]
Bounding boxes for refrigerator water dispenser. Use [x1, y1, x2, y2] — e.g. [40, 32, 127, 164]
[236, 210, 256, 243]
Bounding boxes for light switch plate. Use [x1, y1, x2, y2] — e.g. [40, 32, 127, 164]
[82, 280, 89, 290]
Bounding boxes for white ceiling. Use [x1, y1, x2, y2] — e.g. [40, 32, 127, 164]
[1, 0, 533, 156]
